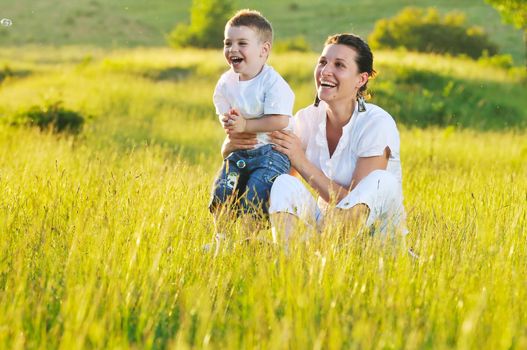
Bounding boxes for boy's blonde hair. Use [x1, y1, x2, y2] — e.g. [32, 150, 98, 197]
[226, 9, 273, 44]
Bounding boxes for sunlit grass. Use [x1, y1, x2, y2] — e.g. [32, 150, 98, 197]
[0, 46, 526, 349]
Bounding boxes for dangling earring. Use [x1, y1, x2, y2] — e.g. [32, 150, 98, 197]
[313, 94, 320, 107]
[357, 95, 366, 112]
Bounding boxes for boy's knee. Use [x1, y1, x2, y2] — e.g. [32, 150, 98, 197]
[241, 190, 269, 216]
[209, 179, 237, 214]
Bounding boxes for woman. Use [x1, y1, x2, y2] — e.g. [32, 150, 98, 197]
[223, 33, 406, 243]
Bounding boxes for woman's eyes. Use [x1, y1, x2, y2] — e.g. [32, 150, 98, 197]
[318, 60, 346, 69]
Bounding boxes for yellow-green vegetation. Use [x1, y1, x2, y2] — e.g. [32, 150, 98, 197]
[0, 47, 526, 349]
[1, 0, 525, 64]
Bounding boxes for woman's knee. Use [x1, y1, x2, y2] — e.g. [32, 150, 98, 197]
[269, 174, 310, 215]
[368, 169, 398, 189]
[270, 174, 302, 196]
[337, 169, 401, 213]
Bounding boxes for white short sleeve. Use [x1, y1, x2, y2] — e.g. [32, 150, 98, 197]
[263, 74, 295, 117]
[357, 111, 400, 158]
[293, 104, 321, 150]
[213, 79, 231, 116]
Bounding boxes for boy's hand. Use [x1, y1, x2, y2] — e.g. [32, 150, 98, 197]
[228, 114, 247, 133]
[225, 108, 247, 133]
[220, 114, 232, 130]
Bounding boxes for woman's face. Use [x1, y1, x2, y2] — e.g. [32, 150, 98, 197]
[314, 43, 367, 105]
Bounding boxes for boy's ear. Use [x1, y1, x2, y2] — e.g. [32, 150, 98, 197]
[260, 41, 271, 57]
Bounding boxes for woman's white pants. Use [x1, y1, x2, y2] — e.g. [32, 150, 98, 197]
[269, 170, 407, 236]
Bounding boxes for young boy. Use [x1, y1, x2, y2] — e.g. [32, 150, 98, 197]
[209, 9, 294, 235]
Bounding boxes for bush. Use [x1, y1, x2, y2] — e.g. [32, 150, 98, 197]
[368, 7, 498, 59]
[16, 101, 85, 134]
[0, 65, 13, 83]
[273, 36, 311, 53]
[167, 0, 234, 49]
[370, 67, 523, 129]
[477, 52, 514, 69]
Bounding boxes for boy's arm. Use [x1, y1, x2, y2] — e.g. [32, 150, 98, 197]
[228, 113, 289, 133]
[213, 79, 231, 126]
[244, 114, 289, 133]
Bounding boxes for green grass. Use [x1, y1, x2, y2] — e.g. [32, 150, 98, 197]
[1, 46, 525, 131]
[0, 0, 525, 64]
[0, 46, 526, 348]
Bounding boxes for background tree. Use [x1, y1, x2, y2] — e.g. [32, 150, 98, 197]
[167, 0, 234, 49]
[485, 0, 527, 68]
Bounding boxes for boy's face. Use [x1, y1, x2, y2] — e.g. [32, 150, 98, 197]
[223, 25, 270, 81]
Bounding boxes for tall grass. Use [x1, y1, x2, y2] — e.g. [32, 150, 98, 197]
[0, 47, 526, 348]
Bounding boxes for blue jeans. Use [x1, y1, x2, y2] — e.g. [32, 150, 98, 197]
[209, 144, 290, 216]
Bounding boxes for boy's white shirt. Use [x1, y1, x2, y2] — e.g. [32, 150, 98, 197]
[213, 64, 295, 146]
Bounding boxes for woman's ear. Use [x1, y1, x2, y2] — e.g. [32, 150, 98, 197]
[356, 72, 369, 89]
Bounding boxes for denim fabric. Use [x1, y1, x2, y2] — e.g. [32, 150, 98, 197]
[209, 144, 290, 215]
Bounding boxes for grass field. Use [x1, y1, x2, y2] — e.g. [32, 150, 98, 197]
[0, 0, 525, 64]
[0, 45, 526, 348]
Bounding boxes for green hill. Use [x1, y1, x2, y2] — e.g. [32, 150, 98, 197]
[0, 0, 524, 64]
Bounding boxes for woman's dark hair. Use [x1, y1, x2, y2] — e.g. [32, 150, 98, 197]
[325, 33, 376, 98]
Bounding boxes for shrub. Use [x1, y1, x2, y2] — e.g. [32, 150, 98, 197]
[167, 0, 234, 49]
[273, 36, 311, 53]
[0, 65, 13, 83]
[16, 101, 85, 134]
[288, 3, 299, 11]
[370, 67, 523, 129]
[368, 7, 498, 59]
[477, 52, 514, 69]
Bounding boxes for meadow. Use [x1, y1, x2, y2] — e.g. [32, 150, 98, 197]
[0, 0, 525, 64]
[0, 44, 526, 349]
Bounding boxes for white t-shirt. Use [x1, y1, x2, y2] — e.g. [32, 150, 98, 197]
[294, 100, 403, 205]
[213, 64, 295, 146]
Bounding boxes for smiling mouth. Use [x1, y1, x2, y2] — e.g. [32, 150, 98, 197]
[230, 56, 243, 65]
[320, 80, 336, 88]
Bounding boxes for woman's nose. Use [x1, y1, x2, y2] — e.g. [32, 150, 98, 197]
[320, 65, 332, 76]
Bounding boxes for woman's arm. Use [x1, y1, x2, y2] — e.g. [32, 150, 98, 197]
[221, 132, 258, 158]
[271, 130, 389, 203]
[349, 148, 390, 191]
[270, 130, 345, 203]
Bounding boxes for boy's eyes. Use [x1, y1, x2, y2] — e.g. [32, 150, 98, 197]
[224, 40, 248, 47]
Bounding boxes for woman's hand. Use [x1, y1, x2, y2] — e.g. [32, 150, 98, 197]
[221, 132, 258, 158]
[269, 130, 306, 169]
